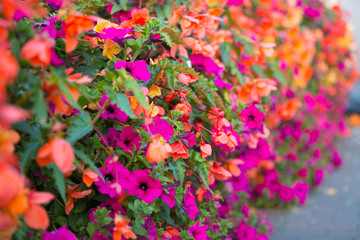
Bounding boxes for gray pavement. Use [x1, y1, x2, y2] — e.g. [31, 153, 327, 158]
[267, 128, 360, 240]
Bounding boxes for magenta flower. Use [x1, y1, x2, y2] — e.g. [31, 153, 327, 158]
[138, 216, 158, 240]
[241, 104, 265, 131]
[227, 0, 243, 6]
[278, 184, 295, 202]
[236, 221, 257, 240]
[190, 54, 224, 76]
[127, 169, 163, 203]
[117, 126, 141, 153]
[314, 168, 324, 186]
[99, 93, 128, 122]
[177, 131, 197, 147]
[145, 116, 174, 141]
[293, 181, 309, 205]
[43, 0, 63, 10]
[161, 187, 176, 208]
[101, 127, 121, 149]
[115, 60, 151, 82]
[182, 188, 199, 220]
[94, 157, 130, 198]
[256, 234, 269, 240]
[188, 222, 210, 240]
[332, 151, 343, 167]
[98, 27, 132, 41]
[42, 225, 76, 240]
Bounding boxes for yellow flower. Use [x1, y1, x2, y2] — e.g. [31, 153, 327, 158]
[102, 39, 120, 59]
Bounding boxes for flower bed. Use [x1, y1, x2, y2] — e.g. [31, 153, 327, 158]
[0, 0, 357, 239]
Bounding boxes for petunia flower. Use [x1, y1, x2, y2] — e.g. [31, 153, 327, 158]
[94, 157, 129, 198]
[99, 93, 128, 122]
[188, 222, 210, 240]
[138, 216, 158, 240]
[127, 169, 163, 203]
[236, 221, 257, 240]
[161, 187, 176, 208]
[42, 225, 76, 240]
[43, 0, 63, 10]
[101, 127, 121, 149]
[182, 189, 199, 220]
[115, 60, 151, 82]
[240, 104, 265, 131]
[190, 54, 224, 76]
[293, 181, 309, 205]
[145, 116, 174, 141]
[117, 126, 141, 153]
[277, 184, 295, 202]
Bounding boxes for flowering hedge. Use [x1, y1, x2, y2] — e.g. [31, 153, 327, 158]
[0, 0, 357, 239]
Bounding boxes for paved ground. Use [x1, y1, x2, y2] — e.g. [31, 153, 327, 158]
[267, 128, 360, 240]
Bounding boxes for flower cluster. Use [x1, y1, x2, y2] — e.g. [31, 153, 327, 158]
[0, 0, 357, 239]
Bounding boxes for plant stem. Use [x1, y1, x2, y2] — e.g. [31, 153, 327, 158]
[93, 126, 116, 156]
[92, 98, 111, 125]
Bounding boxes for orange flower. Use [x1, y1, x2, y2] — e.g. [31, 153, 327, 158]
[195, 184, 208, 202]
[226, 159, 244, 177]
[65, 185, 92, 215]
[146, 140, 172, 163]
[200, 141, 212, 158]
[36, 138, 75, 173]
[174, 102, 192, 115]
[163, 226, 180, 238]
[0, 164, 24, 208]
[23, 191, 54, 230]
[0, 47, 18, 89]
[82, 169, 99, 187]
[113, 214, 137, 240]
[178, 72, 198, 86]
[168, 5, 187, 26]
[66, 68, 93, 84]
[276, 98, 302, 120]
[21, 38, 54, 67]
[170, 142, 189, 161]
[208, 162, 232, 185]
[120, 8, 151, 28]
[102, 39, 120, 59]
[65, 13, 97, 53]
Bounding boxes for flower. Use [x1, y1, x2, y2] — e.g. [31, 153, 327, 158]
[236, 221, 257, 240]
[190, 54, 223, 76]
[113, 214, 137, 240]
[65, 13, 97, 53]
[200, 141, 212, 158]
[178, 72, 198, 85]
[101, 127, 121, 149]
[127, 169, 163, 203]
[42, 225, 76, 240]
[170, 142, 189, 161]
[146, 140, 172, 163]
[36, 138, 74, 174]
[293, 181, 309, 205]
[65, 185, 92, 214]
[161, 188, 176, 208]
[182, 189, 199, 220]
[240, 104, 265, 131]
[145, 116, 174, 141]
[115, 60, 151, 82]
[99, 93, 128, 122]
[117, 126, 141, 153]
[188, 222, 209, 240]
[138, 216, 158, 240]
[278, 184, 295, 202]
[21, 38, 54, 67]
[94, 157, 129, 198]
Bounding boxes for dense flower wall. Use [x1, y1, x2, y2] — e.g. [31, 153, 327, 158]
[0, 0, 357, 239]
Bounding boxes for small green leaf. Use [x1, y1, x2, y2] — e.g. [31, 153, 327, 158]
[33, 90, 47, 123]
[125, 78, 151, 110]
[74, 148, 104, 181]
[66, 112, 93, 144]
[50, 164, 66, 202]
[115, 93, 136, 119]
[168, 160, 187, 186]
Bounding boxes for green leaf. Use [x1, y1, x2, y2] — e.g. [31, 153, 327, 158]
[87, 222, 96, 236]
[172, 65, 200, 79]
[251, 64, 267, 78]
[167, 71, 176, 92]
[220, 42, 232, 64]
[168, 160, 187, 186]
[106, 88, 136, 119]
[125, 78, 151, 110]
[66, 112, 93, 144]
[33, 90, 48, 123]
[74, 148, 104, 181]
[229, 61, 245, 87]
[50, 164, 66, 202]
[193, 158, 210, 190]
[268, 59, 287, 86]
[19, 141, 41, 173]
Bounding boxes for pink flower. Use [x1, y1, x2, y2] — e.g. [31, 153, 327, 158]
[241, 105, 265, 131]
[101, 127, 121, 149]
[182, 188, 199, 220]
[145, 116, 174, 141]
[115, 60, 151, 82]
[188, 222, 209, 240]
[293, 181, 309, 205]
[99, 93, 128, 122]
[161, 188, 176, 208]
[314, 168, 324, 186]
[278, 184, 295, 202]
[94, 157, 129, 198]
[117, 126, 141, 153]
[127, 169, 163, 203]
[236, 221, 257, 240]
[42, 225, 76, 240]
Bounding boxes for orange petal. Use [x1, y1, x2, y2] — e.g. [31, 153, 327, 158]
[65, 196, 74, 215]
[29, 191, 54, 205]
[51, 139, 75, 173]
[24, 204, 49, 230]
